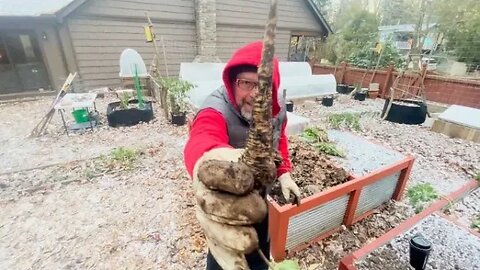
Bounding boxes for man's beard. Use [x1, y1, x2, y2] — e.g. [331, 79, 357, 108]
[240, 104, 253, 121]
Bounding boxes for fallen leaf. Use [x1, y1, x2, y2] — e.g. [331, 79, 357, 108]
[274, 260, 301, 270]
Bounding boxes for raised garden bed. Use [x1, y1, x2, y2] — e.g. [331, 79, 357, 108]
[293, 201, 414, 270]
[267, 130, 415, 260]
[356, 214, 480, 270]
[339, 179, 479, 270]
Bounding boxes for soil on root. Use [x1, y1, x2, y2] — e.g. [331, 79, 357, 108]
[270, 137, 349, 206]
[292, 201, 414, 270]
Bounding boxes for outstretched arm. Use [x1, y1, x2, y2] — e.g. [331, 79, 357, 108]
[183, 108, 233, 178]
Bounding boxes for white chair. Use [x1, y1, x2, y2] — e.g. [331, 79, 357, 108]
[119, 48, 149, 90]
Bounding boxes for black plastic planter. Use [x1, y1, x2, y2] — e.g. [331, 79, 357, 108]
[286, 101, 294, 112]
[347, 85, 355, 94]
[322, 96, 333, 107]
[409, 234, 432, 270]
[354, 92, 366, 101]
[381, 99, 427, 125]
[171, 112, 186, 126]
[106, 99, 154, 127]
[336, 84, 348, 94]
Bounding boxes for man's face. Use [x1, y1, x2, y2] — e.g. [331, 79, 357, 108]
[233, 71, 259, 120]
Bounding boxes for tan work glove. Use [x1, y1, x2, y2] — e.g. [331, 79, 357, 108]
[192, 147, 268, 270]
[278, 172, 302, 206]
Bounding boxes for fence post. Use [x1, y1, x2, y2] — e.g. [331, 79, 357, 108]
[308, 57, 317, 70]
[343, 189, 361, 226]
[337, 61, 347, 84]
[380, 63, 395, 98]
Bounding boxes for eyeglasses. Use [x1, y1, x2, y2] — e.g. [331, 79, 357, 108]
[236, 78, 259, 91]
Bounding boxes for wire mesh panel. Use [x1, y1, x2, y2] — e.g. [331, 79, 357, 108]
[285, 195, 349, 251]
[355, 172, 401, 217]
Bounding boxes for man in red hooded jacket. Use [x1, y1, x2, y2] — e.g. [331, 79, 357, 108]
[184, 41, 301, 270]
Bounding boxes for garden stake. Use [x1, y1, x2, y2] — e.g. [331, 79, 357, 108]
[133, 65, 145, 109]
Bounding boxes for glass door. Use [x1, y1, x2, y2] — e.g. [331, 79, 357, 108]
[0, 31, 50, 94]
[0, 35, 22, 93]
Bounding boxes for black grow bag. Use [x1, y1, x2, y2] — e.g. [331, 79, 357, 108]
[322, 96, 333, 107]
[107, 99, 154, 127]
[336, 84, 348, 94]
[354, 92, 366, 101]
[171, 112, 186, 126]
[347, 85, 355, 94]
[381, 99, 427, 125]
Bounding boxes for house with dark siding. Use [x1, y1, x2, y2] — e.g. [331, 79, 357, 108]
[0, 0, 331, 95]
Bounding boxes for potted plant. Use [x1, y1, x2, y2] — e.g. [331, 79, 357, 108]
[354, 88, 367, 101]
[368, 90, 379, 99]
[106, 91, 154, 127]
[368, 83, 380, 99]
[158, 77, 195, 126]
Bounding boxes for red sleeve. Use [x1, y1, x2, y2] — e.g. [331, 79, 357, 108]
[183, 108, 233, 178]
[276, 117, 292, 177]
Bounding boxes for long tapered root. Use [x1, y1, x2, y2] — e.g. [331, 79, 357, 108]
[239, 0, 278, 187]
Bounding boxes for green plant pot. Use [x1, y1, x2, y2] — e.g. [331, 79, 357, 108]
[71, 109, 89, 123]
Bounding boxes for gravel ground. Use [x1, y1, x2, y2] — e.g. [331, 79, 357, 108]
[356, 214, 480, 270]
[444, 187, 480, 233]
[327, 129, 406, 176]
[0, 95, 185, 174]
[0, 142, 209, 269]
[0, 96, 207, 269]
[1, 94, 478, 270]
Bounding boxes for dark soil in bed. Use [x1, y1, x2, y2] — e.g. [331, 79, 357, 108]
[293, 201, 414, 269]
[270, 137, 350, 206]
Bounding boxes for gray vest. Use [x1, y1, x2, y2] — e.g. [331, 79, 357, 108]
[198, 87, 287, 150]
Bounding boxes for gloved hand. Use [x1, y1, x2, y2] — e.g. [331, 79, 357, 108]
[278, 172, 301, 206]
[192, 147, 269, 270]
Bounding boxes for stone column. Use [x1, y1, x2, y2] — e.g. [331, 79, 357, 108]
[194, 0, 221, 62]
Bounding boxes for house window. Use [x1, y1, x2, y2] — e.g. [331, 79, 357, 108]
[288, 33, 320, 62]
[4, 33, 40, 64]
[20, 35, 36, 60]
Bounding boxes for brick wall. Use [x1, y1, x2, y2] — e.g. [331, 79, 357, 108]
[313, 63, 480, 109]
[423, 76, 480, 108]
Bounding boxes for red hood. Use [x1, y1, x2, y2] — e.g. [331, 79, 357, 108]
[222, 40, 281, 116]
